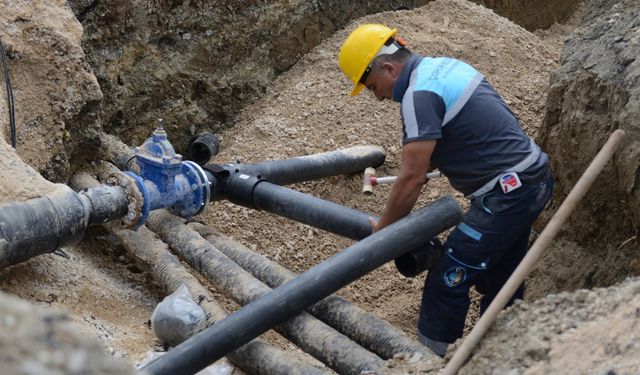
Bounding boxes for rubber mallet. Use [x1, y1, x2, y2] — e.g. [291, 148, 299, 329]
[362, 167, 443, 195]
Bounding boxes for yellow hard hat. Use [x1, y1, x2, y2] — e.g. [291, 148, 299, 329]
[339, 24, 398, 96]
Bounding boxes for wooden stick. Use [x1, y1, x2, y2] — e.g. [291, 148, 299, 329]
[442, 129, 626, 374]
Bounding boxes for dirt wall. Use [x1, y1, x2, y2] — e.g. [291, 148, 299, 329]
[459, 277, 640, 374]
[0, 1, 102, 182]
[66, 0, 435, 151]
[66, 0, 579, 158]
[475, 0, 581, 31]
[534, 0, 640, 293]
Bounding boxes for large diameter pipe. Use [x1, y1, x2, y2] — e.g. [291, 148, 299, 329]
[0, 184, 128, 268]
[142, 196, 463, 375]
[146, 210, 386, 375]
[190, 222, 438, 361]
[213, 145, 385, 186]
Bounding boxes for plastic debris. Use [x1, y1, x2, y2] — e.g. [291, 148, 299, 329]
[151, 285, 206, 346]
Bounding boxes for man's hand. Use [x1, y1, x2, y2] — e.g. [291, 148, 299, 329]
[369, 217, 380, 233]
[375, 139, 437, 231]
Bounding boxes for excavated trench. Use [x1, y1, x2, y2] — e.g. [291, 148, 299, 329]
[1, 0, 639, 374]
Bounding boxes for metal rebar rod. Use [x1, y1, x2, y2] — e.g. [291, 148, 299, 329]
[145, 210, 387, 375]
[189, 222, 437, 361]
[142, 196, 462, 375]
[443, 129, 626, 374]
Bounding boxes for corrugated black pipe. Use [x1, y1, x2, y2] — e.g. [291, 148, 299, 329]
[0, 184, 128, 268]
[188, 133, 220, 166]
[146, 210, 387, 375]
[142, 197, 462, 375]
[189, 222, 437, 361]
[70, 171, 330, 375]
[209, 145, 385, 186]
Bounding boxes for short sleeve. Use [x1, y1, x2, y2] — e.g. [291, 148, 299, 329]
[401, 90, 446, 144]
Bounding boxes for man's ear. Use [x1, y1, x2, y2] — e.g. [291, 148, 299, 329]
[382, 61, 400, 78]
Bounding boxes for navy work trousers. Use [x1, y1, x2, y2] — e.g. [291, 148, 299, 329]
[418, 169, 553, 344]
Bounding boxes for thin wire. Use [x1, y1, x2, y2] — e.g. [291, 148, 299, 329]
[0, 39, 16, 149]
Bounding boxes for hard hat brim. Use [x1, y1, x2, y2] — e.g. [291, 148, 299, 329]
[351, 82, 366, 97]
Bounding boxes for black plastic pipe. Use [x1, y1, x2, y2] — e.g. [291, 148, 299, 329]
[188, 133, 220, 166]
[210, 145, 385, 186]
[224, 174, 372, 240]
[142, 196, 462, 375]
[146, 210, 386, 375]
[190, 222, 437, 361]
[0, 185, 128, 268]
[223, 175, 443, 276]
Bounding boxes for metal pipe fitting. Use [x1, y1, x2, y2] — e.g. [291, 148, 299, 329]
[133, 125, 210, 224]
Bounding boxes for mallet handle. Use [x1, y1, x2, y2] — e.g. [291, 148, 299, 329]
[373, 170, 442, 186]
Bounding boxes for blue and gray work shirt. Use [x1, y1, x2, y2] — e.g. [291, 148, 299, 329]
[392, 54, 548, 197]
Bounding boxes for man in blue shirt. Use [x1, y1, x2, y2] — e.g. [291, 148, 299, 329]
[339, 24, 553, 356]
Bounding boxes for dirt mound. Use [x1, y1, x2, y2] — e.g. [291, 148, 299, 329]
[459, 277, 640, 374]
[199, 0, 563, 343]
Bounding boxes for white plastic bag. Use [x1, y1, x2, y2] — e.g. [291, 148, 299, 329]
[151, 285, 206, 346]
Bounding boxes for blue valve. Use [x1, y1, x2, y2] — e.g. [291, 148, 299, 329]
[123, 120, 210, 228]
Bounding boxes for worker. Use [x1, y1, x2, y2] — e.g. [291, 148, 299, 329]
[338, 24, 553, 356]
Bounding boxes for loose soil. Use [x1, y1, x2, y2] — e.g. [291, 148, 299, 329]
[0, 0, 586, 372]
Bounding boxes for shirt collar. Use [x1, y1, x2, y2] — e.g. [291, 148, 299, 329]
[392, 54, 423, 103]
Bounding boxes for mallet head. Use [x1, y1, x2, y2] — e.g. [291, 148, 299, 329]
[362, 167, 377, 195]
